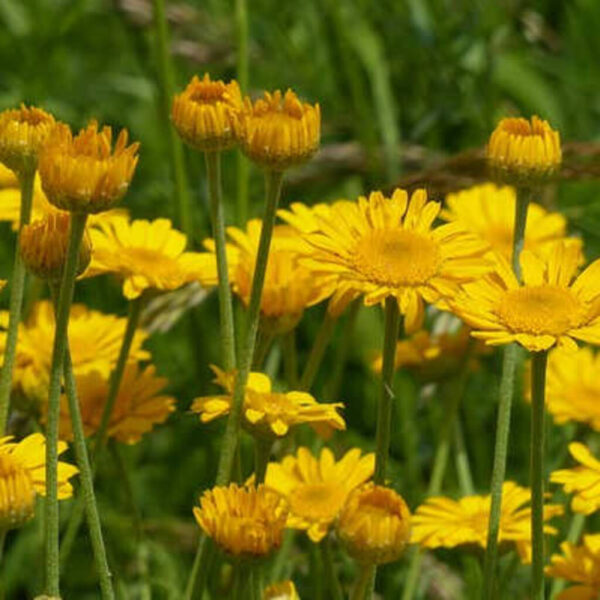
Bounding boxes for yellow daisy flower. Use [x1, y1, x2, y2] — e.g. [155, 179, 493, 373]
[264, 446, 375, 542]
[86, 217, 209, 300]
[0, 163, 17, 187]
[337, 484, 411, 565]
[0, 433, 78, 530]
[52, 363, 175, 444]
[546, 534, 600, 600]
[192, 365, 345, 438]
[451, 241, 600, 352]
[551, 443, 600, 515]
[264, 581, 300, 600]
[293, 189, 489, 329]
[193, 483, 288, 558]
[411, 481, 563, 563]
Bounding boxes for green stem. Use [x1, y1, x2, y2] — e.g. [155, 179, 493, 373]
[0, 171, 34, 434]
[511, 188, 531, 280]
[299, 311, 337, 392]
[530, 350, 548, 600]
[270, 530, 294, 582]
[44, 212, 88, 597]
[252, 327, 275, 370]
[254, 437, 273, 484]
[322, 536, 344, 600]
[183, 536, 214, 600]
[235, 0, 249, 225]
[374, 297, 400, 484]
[454, 418, 475, 495]
[282, 329, 298, 388]
[233, 562, 252, 600]
[550, 513, 585, 598]
[205, 151, 236, 371]
[351, 564, 375, 600]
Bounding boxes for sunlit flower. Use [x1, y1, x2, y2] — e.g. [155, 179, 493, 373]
[52, 364, 175, 444]
[0, 433, 77, 530]
[86, 217, 209, 299]
[0, 163, 17, 187]
[0, 105, 56, 175]
[172, 73, 243, 152]
[293, 189, 489, 329]
[265, 446, 375, 542]
[411, 481, 563, 563]
[337, 484, 411, 565]
[39, 121, 139, 213]
[551, 443, 600, 515]
[263, 580, 300, 600]
[194, 483, 288, 558]
[451, 241, 600, 352]
[546, 534, 600, 600]
[192, 366, 345, 438]
[237, 90, 320, 170]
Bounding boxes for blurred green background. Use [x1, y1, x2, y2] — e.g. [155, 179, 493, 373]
[1, 0, 600, 598]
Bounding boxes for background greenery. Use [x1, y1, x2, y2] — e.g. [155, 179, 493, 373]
[1, 0, 600, 598]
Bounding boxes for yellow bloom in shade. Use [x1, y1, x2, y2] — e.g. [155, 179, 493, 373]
[442, 183, 580, 261]
[452, 241, 600, 352]
[0, 105, 56, 175]
[86, 217, 209, 299]
[0, 433, 78, 530]
[551, 443, 600, 515]
[53, 364, 175, 444]
[546, 534, 600, 600]
[264, 581, 300, 600]
[192, 366, 345, 438]
[0, 163, 17, 187]
[294, 189, 489, 330]
[487, 116, 561, 184]
[193, 484, 288, 558]
[237, 89, 320, 170]
[337, 484, 411, 565]
[172, 73, 243, 152]
[264, 447, 375, 542]
[411, 481, 563, 563]
[39, 121, 139, 213]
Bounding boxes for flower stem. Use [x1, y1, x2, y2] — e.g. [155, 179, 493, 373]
[530, 349, 548, 600]
[282, 329, 298, 388]
[374, 297, 400, 484]
[44, 212, 88, 597]
[235, 0, 249, 225]
[351, 563, 374, 600]
[0, 171, 34, 434]
[322, 536, 344, 600]
[183, 536, 214, 600]
[254, 437, 273, 484]
[205, 151, 236, 371]
[454, 418, 475, 495]
[299, 310, 337, 392]
[550, 513, 585, 598]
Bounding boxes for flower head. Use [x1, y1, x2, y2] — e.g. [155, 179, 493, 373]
[0, 105, 56, 175]
[0, 433, 77, 530]
[451, 241, 600, 352]
[337, 484, 411, 565]
[193, 483, 288, 558]
[237, 90, 320, 170]
[265, 446, 375, 542]
[411, 481, 563, 563]
[292, 189, 489, 329]
[192, 366, 345, 438]
[39, 121, 139, 213]
[487, 116, 561, 185]
[263, 581, 300, 600]
[172, 73, 243, 152]
[0, 163, 17, 187]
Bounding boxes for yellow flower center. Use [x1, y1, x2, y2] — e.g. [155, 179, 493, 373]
[0, 454, 36, 530]
[353, 229, 440, 287]
[190, 84, 228, 104]
[288, 483, 347, 522]
[497, 285, 585, 336]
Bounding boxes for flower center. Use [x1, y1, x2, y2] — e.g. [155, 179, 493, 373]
[0, 454, 36, 530]
[497, 285, 585, 336]
[190, 85, 227, 105]
[353, 229, 440, 287]
[288, 483, 347, 522]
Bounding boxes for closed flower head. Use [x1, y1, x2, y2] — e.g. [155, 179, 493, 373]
[238, 89, 320, 170]
[39, 121, 139, 214]
[337, 484, 411, 565]
[0, 105, 56, 176]
[263, 581, 300, 600]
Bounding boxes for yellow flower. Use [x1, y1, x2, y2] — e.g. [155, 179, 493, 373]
[0, 105, 56, 175]
[546, 534, 600, 600]
[237, 89, 320, 170]
[39, 121, 139, 213]
[293, 189, 489, 329]
[487, 116, 561, 184]
[86, 217, 209, 299]
[19, 212, 92, 280]
[337, 484, 411, 565]
[264, 581, 300, 600]
[52, 363, 175, 444]
[0, 163, 17, 187]
[442, 183, 580, 261]
[411, 481, 563, 563]
[172, 73, 243, 152]
[451, 241, 600, 352]
[551, 443, 600, 515]
[0, 433, 78, 530]
[192, 366, 345, 438]
[193, 483, 288, 558]
[265, 446, 375, 542]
